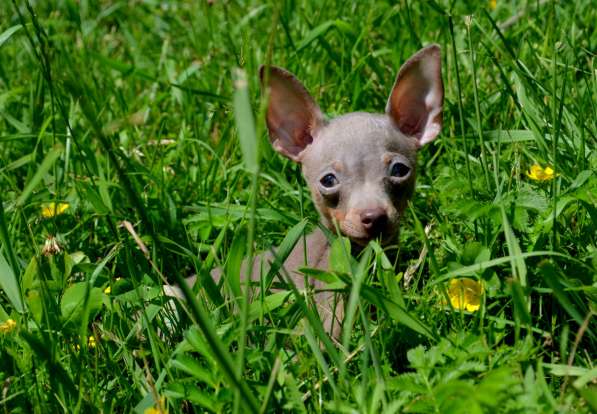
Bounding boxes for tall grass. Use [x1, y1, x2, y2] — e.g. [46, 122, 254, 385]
[0, 1, 595, 412]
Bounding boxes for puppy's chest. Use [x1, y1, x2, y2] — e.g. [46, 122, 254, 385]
[282, 228, 330, 290]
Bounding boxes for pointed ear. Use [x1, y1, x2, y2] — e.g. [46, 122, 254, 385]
[386, 44, 444, 147]
[260, 66, 324, 161]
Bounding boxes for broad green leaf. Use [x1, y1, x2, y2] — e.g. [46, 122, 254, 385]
[484, 129, 535, 143]
[544, 363, 591, 377]
[61, 282, 103, 326]
[247, 290, 290, 322]
[299, 267, 342, 285]
[114, 285, 161, 303]
[387, 373, 426, 394]
[329, 236, 352, 275]
[0, 250, 24, 312]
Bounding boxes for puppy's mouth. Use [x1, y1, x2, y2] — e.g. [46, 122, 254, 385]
[328, 214, 399, 246]
[341, 225, 398, 247]
[347, 231, 396, 246]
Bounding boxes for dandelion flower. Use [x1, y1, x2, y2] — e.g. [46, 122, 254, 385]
[447, 278, 483, 312]
[41, 202, 70, 218]
[0, 319, 17, 333]
[489, 0, 497, 9]
[526, 164, 556, 181]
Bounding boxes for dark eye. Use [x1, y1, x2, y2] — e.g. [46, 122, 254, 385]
[320, 173, 338, 188]
[390, 162, 410, 178]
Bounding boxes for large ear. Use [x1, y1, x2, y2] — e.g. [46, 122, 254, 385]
[259, 66, 324, 161]
[386, 44, 443, 147]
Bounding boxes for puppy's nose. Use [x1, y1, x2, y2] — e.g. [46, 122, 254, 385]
[360, 208, 388, 236]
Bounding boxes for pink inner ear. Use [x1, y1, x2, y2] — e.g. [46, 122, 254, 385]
[389, 69, 437, 139]
[395, 95, 427, 138]
[386, 45, 443, 146]
[263, 67, 323, 160]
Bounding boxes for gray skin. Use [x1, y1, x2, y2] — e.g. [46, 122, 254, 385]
[165, 45, 444, 340]
[301, 112, 418, 245]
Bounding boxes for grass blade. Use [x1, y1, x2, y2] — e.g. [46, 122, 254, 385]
[500, 205, 527, 288]
[0, 25, 22, 49]
[15, 145, 62, 207]
[233, 68, 259, 174]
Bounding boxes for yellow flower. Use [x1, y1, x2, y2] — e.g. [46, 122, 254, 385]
[41, 202, 70, 218]
[75, 335, 97, 350]
[104, 277, 122, 294]
[144, 397, 167, 414]
[526, 164, 556, 181]
[489, 0, 497, 9]
[447, 278, 483, 312]
[0, 319, 17, 333]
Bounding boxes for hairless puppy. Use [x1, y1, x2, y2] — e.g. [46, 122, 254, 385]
[165, 45, 444, 339]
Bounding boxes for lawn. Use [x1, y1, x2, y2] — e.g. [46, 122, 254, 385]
[0, 1, 595, 413]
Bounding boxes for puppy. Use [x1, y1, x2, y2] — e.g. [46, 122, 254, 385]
[165, 45, 443, 338]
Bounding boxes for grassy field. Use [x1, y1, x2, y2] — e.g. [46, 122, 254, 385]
[0, 0, 596, 412]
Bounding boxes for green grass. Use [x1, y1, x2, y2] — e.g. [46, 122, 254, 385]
[0, 0, 596, 412]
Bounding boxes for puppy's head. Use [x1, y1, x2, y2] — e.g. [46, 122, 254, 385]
[261, 45, 443, 245]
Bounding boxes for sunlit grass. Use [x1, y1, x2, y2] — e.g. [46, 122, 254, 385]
[0, 1, 595, 412]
